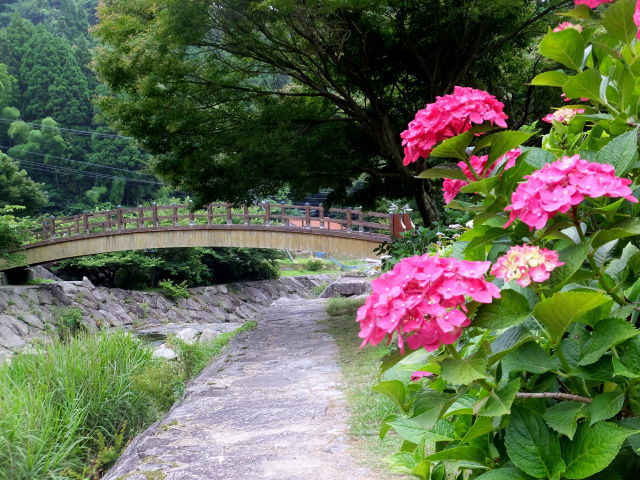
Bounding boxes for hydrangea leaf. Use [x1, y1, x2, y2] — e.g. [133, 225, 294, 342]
[474, 289, 532, 330]
[530, 70, 569, 87]
[594, 128, 638, 176]
[476, 468, 535, 480]
[462, 416, 494, 443]
[533, 291, 611, 344]
[539, 28, 585, 71]
[602, 0, 637, 44]
[430, 130, 475, 160]
[416, 166, 468, 181]
[577, 317, 638, 366]
[589, 392, 624, 425]
[561, 422, 636, 479]
[441, 356, 488, 385]
[592, 218, 640, 249]
[488, 325, 536, 364]
[477, 379, 520, 417]
[372, 380, 406, 410]
[427, 446, 488, 465]
[502, 342, 558, 374]
[546, 241, 591, 293]
[505, 406, 566, 479]
[543, 401, 587, 440]
[563, 69, 602, 103]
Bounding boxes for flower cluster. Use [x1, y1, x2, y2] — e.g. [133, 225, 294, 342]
[542, 107, 585, 124]
[553, 22, 583, 33]
[574, 0, 614, 7]
[635, 1, 640, 39]
[505, 155, 637, 229]
[357, 255, 500, 352]
[491, 245, 564, 287]
[400, 86, 508, 166]
[442, 149, 521, 204]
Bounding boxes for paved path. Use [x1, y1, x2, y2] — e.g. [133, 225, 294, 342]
[104, 298, 375, 480]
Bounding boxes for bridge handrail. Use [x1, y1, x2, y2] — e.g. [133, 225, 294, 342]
[30, 203, 405, 245]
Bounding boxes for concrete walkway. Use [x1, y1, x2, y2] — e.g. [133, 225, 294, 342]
[104, 298, 375, 480]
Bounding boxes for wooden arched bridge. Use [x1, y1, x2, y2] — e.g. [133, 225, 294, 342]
[3, 203, 415, 270]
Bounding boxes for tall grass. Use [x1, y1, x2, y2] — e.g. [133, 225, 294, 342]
[0, 324, 253, 479]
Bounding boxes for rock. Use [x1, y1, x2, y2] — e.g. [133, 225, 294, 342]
[320, 280, 371, 298]
[81, 276, 95, 289]
[0, 325, 25, 351]
[175, 327, 198, 345]
[198, 328, 217, 343]
[0, 314, 29, 336]
[19, 312, 44, 330]
[49, 285, 72, 306]
[152, 345, 178, 360]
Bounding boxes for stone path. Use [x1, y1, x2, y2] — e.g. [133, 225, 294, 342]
[104, 298, 375, 480]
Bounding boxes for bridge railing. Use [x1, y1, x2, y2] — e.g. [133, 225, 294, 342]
[31, 203, 398, 244]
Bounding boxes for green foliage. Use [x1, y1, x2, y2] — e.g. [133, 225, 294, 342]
[326, 297, 365, 318]
[299, 258, 326, 272]
[54, 307, 85, 339]
[157, 279, 190, 300]
[0, 205, 34, 267]
[0, 152, 48, 214]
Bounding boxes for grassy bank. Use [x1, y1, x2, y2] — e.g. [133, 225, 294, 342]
[322, 297, 404, 477]
[0, 323, 254, 480]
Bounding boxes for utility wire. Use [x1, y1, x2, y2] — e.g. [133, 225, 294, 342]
[0, 118, 133, 140]
[0, 145, 158, 178]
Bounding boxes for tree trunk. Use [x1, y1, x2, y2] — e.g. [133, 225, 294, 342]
[414, 179, 440, 227]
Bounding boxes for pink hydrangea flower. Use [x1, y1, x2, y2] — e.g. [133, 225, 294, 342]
[401, 86, 508, 165]
[574, 0, 615, 7]
[634, 0, 640, 39]
[410, 371, 434, 382]
[553, 22, 583, 33]
[357, 255, 500, 352]
[504, 155, 637, 230]
[442, 149, 522, 204]
[542, 107, 585, 124]
[491, 245, 564, 287]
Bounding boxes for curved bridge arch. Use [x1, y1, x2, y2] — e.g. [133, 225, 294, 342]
[4, 203, 414, 270]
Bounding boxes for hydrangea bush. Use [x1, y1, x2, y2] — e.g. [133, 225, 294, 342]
[362, 1, 640, 478]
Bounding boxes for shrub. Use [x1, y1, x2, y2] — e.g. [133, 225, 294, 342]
[54, 307, 85, 339]
[158, 279, 190, 300]
[300, 258, 325, 272]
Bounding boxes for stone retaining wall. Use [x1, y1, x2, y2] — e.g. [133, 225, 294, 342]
[0, 274, 335, 361]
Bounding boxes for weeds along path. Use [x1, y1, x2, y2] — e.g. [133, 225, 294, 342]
[104, 298, 375, 480]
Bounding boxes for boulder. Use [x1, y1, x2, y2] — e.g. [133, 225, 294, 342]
[0, 325, 25, 351]
[198, 328, 217, 344]
[152, 345, 178, 360]
[175, 327, 199, 345]
[320, 280, 371, 298]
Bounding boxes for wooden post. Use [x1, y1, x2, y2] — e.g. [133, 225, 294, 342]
[264, 202, 271, 226]
[357, 207, 364, 232]
[116, 206, 124, 230]
[207, 205, 213, 225]
[137, 206, 143, 228]
[152, 203, 159, 227]
[280, 203, 287, 226]
[318, 203, 324, 229]
[49, 215, 56, 239]
[73, 216, 80, 236]
[172, 206, 178, 226]
[346, 208, 353, 231]
[188, 203, 195, 226]
[304, 203, 311, 228]
[226, 204, 233, 225]
[243, 205, 249, 225]
[105, 211, 112, 231]
[83, 213, 89, 234]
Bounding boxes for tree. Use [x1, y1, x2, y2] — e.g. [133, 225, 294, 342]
[0, 152, 48, 214]
[93, 0, 571, 225]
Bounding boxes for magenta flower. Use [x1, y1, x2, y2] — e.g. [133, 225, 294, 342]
[357, 255, 500, 352]
[553, 22, 583, 33]
[491, 245, 564, 287]
[442, 149, 522, 204]
[561, 93, 589, 102]
[574, 0, 614, 7]
[542, 107, 585, 124]
[401, 86, 508, 166]
[504, 155, 637, 230]
[634, 0, 640, 39]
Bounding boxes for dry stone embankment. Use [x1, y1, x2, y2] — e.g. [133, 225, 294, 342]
[0, 273, 335, 361]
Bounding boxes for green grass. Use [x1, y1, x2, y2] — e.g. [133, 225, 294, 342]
[322, 297, 404, 477]
[279, 269, 342, 276]
[0, 323, 254, 480]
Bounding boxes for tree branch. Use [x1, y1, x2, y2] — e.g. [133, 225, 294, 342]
[516, 392, 592, 404]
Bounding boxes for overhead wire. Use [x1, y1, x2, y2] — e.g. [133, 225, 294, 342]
[0, 118, 133, 139]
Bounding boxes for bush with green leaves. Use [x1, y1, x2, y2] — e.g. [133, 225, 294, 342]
[359, 3, 640, 479]
[0, 205, 34, 267]
[157, 279, 190, 300]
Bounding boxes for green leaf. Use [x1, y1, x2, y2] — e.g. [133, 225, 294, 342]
[502, 342, 559, 374]
[562, 422, 634, 479]
[476, 468, 535, 480]
[606, 243, 640, 278]
[462, 416, 494, 443]
[478, 379, 521, 417]
[485, 130, 534, 163]
[372, 380, 406, 410]
[417, 166, 467, 181]
[440, 356, 488, 385]
[539, 28, 585, 71]
[427, 446, 488, 465]
[474, 290, 532, 330]
[533, 291, 611, 343]
[489, 325, 536, 364]
[505, 406, 566, 479]
[523, 147, 556, 169]
[412, 391, 455, 431]
[430, 130, 475, 160]
[547, 241, 591, 292]
[564, 69, 603, 102]
[465, 227, 507, 251]
[595, 128, 638, 176]
[593, 219, 640, 249]
[543, 401, 587, 440]
[577, 317, 638, 366]
[602, 0, 637, 44]
[589, 392, 624, 425]
[530, 70, 569, 87]
[386, 416, 453, 444]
